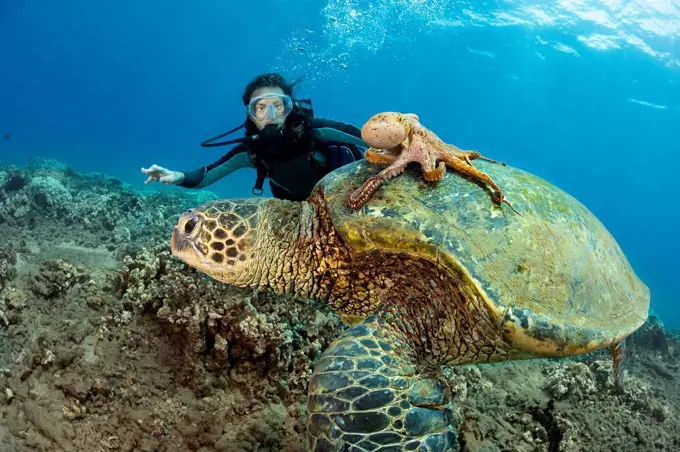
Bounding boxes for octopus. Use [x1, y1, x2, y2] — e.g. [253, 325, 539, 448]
[349, 112, 520, 216]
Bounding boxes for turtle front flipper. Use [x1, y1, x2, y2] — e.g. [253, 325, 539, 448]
[306, 317, 459, 451]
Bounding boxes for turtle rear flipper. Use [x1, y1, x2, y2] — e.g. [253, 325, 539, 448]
[611, 339, 627, 389]
[306, 316, 459, 451]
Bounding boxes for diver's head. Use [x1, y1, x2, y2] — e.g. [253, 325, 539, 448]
[243, 73, 298, 130]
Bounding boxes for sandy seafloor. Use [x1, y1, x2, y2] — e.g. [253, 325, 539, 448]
[0, 159, 678, 452]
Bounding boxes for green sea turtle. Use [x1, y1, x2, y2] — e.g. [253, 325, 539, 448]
[170, 123, 650, 450]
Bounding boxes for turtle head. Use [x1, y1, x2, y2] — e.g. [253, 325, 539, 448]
[171, 199, 263, 286]
[360, 112, 418, 149]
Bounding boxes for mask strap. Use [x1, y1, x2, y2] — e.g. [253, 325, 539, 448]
[200, 123, 248, 147]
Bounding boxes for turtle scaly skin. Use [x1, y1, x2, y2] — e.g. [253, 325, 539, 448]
[171, 155, 649, 451]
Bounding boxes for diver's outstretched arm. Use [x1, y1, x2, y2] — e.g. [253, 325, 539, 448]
[178, 144, 254, 189]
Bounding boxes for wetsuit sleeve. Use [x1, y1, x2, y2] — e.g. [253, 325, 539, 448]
[178, 144, 254, 189]
[312, 118, 368, 149]
[312, 118, 363, 138]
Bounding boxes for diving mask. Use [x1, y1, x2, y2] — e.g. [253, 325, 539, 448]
[246, 94, 294, 121]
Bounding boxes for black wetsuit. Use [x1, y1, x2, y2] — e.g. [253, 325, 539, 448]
[179, 117, 368, 201]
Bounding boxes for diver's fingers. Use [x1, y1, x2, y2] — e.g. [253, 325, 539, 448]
[142, 164, 164, 175]
[144, 176, 154, 184]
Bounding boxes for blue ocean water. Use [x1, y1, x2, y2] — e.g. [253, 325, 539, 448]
[1, 1, 678, 325]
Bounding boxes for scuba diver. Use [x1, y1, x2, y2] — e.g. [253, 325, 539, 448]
[141, 73, 368, 201]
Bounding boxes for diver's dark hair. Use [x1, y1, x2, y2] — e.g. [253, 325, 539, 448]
[242, 73, 303, 105]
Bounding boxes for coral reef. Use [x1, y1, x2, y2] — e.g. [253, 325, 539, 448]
[629, 313, 677, 357]
[543, 362, 599, 400]
[0, 158, 219, 253]
[0, 248, 16, 290]
[28, 259, 90, 299]
[115, 243, 343, 398]
[0, 248, 18, 328]
[0, 158, 678, 452]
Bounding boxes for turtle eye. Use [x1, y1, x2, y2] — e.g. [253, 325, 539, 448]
[184, 214, 199, 236]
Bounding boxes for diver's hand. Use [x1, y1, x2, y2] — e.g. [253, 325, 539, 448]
[141, 164, 185, 185]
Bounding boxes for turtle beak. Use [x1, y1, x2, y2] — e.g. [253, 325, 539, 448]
[170, 226, 189, 258]
[171, 225, 207, 269]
